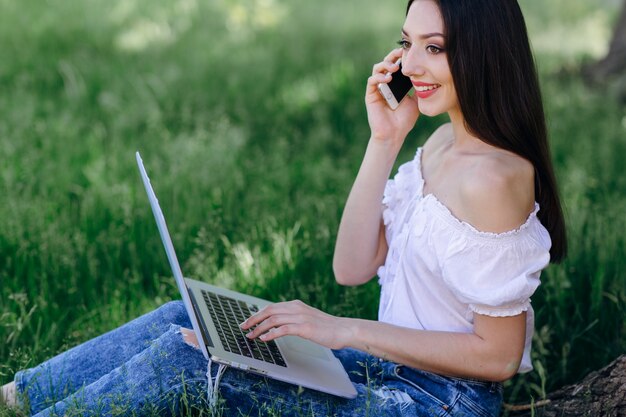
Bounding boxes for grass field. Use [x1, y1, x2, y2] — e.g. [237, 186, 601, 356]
[1, 0, 625, 415]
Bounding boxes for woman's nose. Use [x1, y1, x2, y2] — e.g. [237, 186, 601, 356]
[401, 49, 426, 77]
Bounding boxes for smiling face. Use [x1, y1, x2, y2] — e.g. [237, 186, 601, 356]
[400, 0, 460, 118]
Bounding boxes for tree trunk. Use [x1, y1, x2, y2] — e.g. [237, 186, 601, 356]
[504, 355, 626, 417]
[583, 0, 626, 82]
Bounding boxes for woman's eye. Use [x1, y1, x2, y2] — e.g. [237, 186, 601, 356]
[396, 39, 411, 50]
[426, 45, 443, 54]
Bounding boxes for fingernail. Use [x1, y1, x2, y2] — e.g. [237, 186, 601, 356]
[239, 321, 247, 328]
[385, 73, 392, 79]
[246, 332, 253, 338]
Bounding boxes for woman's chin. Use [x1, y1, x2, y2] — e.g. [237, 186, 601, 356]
[416, 105, 442, 118]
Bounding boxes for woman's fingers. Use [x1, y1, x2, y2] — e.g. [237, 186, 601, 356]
[239, 300, 326, 342]
[366, 48, 405, 100]
[245, 313, 307, 340]
[240, 300, 306, 330]
[383, 47, 404, 65]
[239, 300, 346, 349]
[366, 73, 391, 92]
[372, 60, 399, 76]
[258, 324, 303, 342]
[247, 314, 307, 340]
[371, 48, 403, 80]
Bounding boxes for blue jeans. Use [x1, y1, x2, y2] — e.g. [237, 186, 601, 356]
[15, 301, 503, 416]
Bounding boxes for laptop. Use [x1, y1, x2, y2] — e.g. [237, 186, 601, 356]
[135, 152, 357, 399]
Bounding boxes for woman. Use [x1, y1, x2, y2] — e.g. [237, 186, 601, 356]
[2, 0, 566, 415]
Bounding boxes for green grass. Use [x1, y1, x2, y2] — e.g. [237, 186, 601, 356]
[1, 0, 625, 415]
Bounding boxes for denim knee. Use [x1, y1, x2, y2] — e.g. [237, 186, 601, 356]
[156, 301, 191, 329]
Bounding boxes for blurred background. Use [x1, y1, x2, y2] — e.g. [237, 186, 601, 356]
[1, 0, 625, 413]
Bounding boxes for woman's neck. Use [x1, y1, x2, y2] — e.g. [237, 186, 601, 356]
[447, 109, 491, 153]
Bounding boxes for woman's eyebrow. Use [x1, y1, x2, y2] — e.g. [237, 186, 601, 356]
[401, 28, 445, 40]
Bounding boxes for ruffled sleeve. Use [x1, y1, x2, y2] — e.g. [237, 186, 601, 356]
[439, 207, 552, 317]
[381, 150, 424, 244]
[378, 150, 424, 287]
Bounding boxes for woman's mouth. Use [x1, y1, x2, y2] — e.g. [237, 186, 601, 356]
[412, 82, 441, 99]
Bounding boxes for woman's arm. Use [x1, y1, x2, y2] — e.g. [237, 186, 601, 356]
[333, 48, 419, 285]
[332, 139, 396, 285]
[345, 313, 526, 382]
[240, 301, 526, 382]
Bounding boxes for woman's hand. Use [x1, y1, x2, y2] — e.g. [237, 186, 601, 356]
[240, 300, 352, 350]
[366, 48, 420, 148]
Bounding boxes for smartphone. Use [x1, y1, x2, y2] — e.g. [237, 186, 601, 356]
[377, 61, 413, 110]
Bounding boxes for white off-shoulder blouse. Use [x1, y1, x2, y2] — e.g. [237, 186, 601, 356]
[377, 148, 551, 373]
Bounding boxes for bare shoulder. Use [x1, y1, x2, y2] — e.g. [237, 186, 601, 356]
[460, 150, 535, 234]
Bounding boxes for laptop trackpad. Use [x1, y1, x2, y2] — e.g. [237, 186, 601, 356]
[281, 336, 330, 361]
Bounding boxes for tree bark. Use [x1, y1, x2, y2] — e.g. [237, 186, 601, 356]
[504, 355, 626, 417]
[583, 0, 626, 82]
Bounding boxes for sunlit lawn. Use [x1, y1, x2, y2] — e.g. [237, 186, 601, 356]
[1, 0, 625, 415]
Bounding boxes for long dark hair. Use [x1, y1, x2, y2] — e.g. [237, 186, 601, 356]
[406, 0, 567, 262]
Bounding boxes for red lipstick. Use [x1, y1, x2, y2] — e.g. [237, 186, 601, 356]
[412, 81, 441, 99]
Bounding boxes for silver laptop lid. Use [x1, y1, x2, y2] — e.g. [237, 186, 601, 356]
[135, 152, 210, 359]
[136, 152, 358, 399]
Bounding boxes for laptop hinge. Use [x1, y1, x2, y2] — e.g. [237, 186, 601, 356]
[188, 289, 215, 349]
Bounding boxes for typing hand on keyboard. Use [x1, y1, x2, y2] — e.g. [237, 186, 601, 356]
[240, 300, 351, 351]
[202, 290, 286, 367]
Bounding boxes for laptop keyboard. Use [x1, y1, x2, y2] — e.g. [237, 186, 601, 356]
[201, 290, 287, 367]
